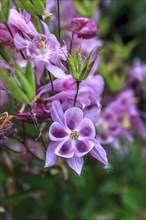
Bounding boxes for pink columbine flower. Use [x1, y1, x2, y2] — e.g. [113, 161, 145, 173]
[45, 101, 108, 175]
[69, 17, 98, 39]
[8, 9, 37, 37]
[14, 21, 68, 85]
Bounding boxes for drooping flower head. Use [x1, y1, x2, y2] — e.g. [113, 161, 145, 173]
[45, 101, 108, 175]
[69, 17, 98, 39]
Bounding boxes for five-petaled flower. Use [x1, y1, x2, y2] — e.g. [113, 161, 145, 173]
[45, 101, 108, 175]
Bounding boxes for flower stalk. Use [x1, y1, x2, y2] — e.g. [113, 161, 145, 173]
[73, 80, 81, 107]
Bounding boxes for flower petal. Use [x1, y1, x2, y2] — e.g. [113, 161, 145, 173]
[46, 62, 69, 79]
[79, 118, 95, 139]
[67, 156, 83, 175]
[51, 101, 64, 124]
[64, 108, 83, 130]
[90, 139, 108, 165]
[45, 142, 58, 167]
[49, 122, 69, 141]
[75, 140, 94, 157]
[55, 140, 74, 158]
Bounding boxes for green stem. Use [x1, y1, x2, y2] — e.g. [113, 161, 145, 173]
[57, 0, 61, 42]
[48, 71, 54, 94]
[2, 144, 22, 154]
[28, 104, 47, 151]
[73, 81, 81, 107]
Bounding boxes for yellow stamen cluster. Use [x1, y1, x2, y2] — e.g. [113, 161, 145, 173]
[70, 131, 79, 140]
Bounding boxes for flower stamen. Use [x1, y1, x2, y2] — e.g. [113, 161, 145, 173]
[70, 130, 79, 140]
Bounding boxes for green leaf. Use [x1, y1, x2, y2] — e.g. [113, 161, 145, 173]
[0, 67, 30, 103]
[21, 0, 37, 16]
[25, 61, 36, 96]
[68, 53, 79, 80]
[15, 63, 35, 100]
[31, 0, 45, 15]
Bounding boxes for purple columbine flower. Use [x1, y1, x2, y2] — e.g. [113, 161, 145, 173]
[96, 110, 120, 144]
[45, 101, 108, 175]
[14, 22, 68, 85]
[69, 17, 98, 39]
[0, 23, 13, 47]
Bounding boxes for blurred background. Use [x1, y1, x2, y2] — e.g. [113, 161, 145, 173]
[0, 0, 145, 220]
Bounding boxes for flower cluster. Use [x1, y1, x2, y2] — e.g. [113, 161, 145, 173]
[0, 0, 145, 176]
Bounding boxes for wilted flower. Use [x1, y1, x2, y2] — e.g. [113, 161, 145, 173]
[45, 101, 108, 175]
[0, 112, 13, 145]
[8, 9, 37, 37]
[69, 17, 98, 39]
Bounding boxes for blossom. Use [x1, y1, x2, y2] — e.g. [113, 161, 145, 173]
[69, 17, 98, 39]
[96, 110, 120, 144]
[45, 101, 108, 175]
[129, 59, 146, 83]
[108, 90, 146, 140]
[8, 9, 37, 37]
[14, 23, 68, 85]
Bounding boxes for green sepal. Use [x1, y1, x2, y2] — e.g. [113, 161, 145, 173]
[77, 53, 83, 73]
[0, 68, 30, 103]
[25, 61, 36, 96]
[0, 0, 10, 22]
[15, 63, 34, 100]
[68, 53, 79, 80]
[80, 59, 96, 80]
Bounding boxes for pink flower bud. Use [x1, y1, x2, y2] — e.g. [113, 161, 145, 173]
[69, 17, 98, 39]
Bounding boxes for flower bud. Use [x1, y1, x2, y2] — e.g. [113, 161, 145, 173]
[69, 17, 98, 39]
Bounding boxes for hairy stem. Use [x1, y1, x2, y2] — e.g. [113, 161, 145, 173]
[73, 81, 81, 107]
[28, 104, 47, 151]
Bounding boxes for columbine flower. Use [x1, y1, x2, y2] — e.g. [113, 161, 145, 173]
[14, 21, 68, 85]
[69, 17, 98, 39]
[96, 110, 120, 144]
[45, 101, 108, 175]
[8, 9, 37, 37]
[108, 90, 146, 140]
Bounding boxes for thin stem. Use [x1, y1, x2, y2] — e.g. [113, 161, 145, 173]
[28, 104, 47, 151]
[73, 81, 81, 107]
[57, 0, 61, 42]
[12, 135, 43, 162]
[2, 144, 22, 154]
[48, 71, 54, 94]
[5, 22, 26, 59]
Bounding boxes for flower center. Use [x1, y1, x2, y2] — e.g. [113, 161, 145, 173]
[70, 131, 79, 140]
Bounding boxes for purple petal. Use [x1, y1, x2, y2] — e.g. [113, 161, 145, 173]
[46, 62, 69, 79]
[64, 108, 83, 130]
[84, 106, 101, 123]
[55, 140, 74, 158]
[45, 142, 58, 167]
[14, 34, 28, 50]
[51, 101, 64, 124]
[35, 60, 45, 85]
[75, 140, 94, 157]
[49, 122, 69, 141]
[90, 139, 108, 165]
[79, 118, 95, 139]
[67, 156, 84, 175]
